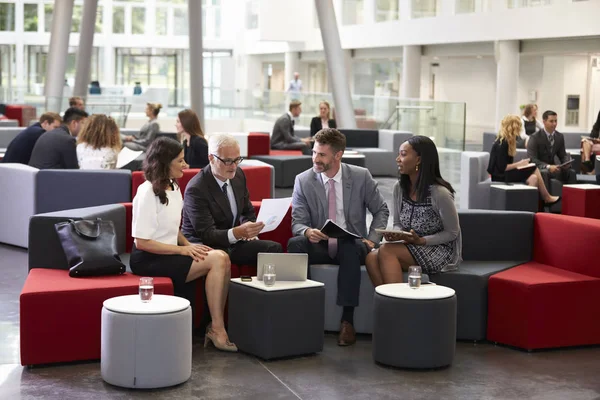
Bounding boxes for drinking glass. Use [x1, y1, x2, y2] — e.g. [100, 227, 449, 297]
[408, 266, 422, 289]
[263, 264, 276, 287]
[139, 277, 154, 302]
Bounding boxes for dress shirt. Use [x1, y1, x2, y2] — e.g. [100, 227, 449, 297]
[213, 175, 239, 244]
[321, 167, 346, 229]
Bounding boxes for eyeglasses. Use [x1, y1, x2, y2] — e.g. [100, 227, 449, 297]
[212, 154, 244, 166]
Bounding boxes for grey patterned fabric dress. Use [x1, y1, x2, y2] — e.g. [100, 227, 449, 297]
[398, 191, 454, 274]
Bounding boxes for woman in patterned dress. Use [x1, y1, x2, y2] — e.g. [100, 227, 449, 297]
[365, 136, 462, 286]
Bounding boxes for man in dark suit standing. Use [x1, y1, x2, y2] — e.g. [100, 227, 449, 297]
[182, 133, 282, 265]
[29, 108, 88, 170]
[271, 100, 312, 155]
[527, 110, 576, 184]
[2, 112, 62, 164]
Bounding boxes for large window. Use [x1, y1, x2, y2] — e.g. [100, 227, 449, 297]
[44, 4, 52, 32]
[508, 0, 552, 7]
[113, 6, 124, 33]
[156, 7, 168, 35]
[456, 0, 476, 13]
[173, 8, 188, 36]
[376, 0, 399, 22]
[343, 0, 364, 25]
[95, 6, 103, 33]
[0, 2, 15, 31]
[246, 0, 258, 30]
[24, 3, 38, 32]
[71, 5, 82, 33]
[412, 0, 437, 18]
[131, 7, 145, 34]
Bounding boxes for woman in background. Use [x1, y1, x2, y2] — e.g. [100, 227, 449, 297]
[123, 102, 162, 151]
[310, 101, 337, 136]
[76, 114, 121, 169]
[175, 109, 209, 168]
[488, 115, 560, 206]
[518, 104, 543, 148]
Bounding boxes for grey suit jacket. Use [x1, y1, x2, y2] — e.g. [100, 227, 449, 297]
[271, 113, 301, 149]
[291, 163, 389, 244]
[526, 129, 569, 169]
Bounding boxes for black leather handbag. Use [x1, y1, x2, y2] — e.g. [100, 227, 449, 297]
[55, 218, 126, 278]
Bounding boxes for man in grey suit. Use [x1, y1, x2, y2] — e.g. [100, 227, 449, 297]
[527, 110, 576, 184]
[271, 100, 312, 155]
[288, 128, 389, 346]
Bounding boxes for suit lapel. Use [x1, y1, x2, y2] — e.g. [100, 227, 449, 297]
[231, 167, 245, 226]
[309, 170, 328, 219]
[205, 165, 234, 227]
[342, 164, 353, 222]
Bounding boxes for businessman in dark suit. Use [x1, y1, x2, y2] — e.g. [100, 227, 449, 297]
[271, 100, 312, 155]
[182, 133, 282, 265]
[2, 112, 62, 164]
[527, 110, 576, 184]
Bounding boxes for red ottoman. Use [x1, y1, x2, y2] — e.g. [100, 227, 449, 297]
[248, 132, 270, 157]
[20, 269, 173, 366]
[562, 184, 600, 219]
[5, 104, 36, 127]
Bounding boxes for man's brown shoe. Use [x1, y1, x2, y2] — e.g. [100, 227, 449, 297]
[338, 321, 356, 346]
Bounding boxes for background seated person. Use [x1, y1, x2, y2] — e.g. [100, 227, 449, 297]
[1, 112, 62, 164]
[176, 109, 209, 169]
[271, 100, 312, 155]
[488, 115, 560, 207]
[526, 110, 576, 184]
[182, 133, 282, 266]
[365, 136, 461, 286]
[123, 102, 162, 151]
[581, 109, 600, 173]
[310, 101, 337, 137]
[76, 114, 122, 169]
[288, 128, 389, 346]
[29, 107, 88, 170]
[518, 103, 543, 148]
[131, 137, 236, 352]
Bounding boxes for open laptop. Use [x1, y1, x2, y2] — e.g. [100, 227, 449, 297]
[257, 253, 308, 281]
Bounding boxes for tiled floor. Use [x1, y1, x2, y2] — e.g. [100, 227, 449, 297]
[2, 152, 600, 399]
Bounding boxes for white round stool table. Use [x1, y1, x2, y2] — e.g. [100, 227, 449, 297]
[101, 295, 192, 389]
[373, 283, 456, 369]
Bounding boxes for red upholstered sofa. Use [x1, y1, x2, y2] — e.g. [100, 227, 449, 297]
[131, 164, 272, 202]
[487, 213, 600, 350]
[22, 199, 293, 366]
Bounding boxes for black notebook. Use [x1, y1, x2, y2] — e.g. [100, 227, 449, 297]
[320, 219, 361, 239]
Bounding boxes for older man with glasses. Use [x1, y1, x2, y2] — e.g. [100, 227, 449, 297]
[182, 133, 282, 266]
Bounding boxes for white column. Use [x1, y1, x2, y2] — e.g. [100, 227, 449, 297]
[74, 0, 99, 98]
[494, 40, 520, 130]
[343, 50, 354, 94]
[315, 0, 356, 129]
[284, 51, 300, 93]
[364, 0, 376, 24]
[401, 45, 421, 99]
[103, 2, 115, 86]
[45, 0, 75, 112]
[399, 0, 411, 21]
[188, 0, 205, 129]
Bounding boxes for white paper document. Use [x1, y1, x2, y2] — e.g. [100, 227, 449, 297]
[116, 147, 143, 169]
[256, 197, 293, 234]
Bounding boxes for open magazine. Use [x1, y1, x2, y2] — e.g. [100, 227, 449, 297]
[320, 219, 361, 239]
[517, 163, 536, 170]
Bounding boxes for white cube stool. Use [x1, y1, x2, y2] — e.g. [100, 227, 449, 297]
[101, 295, 192, 389]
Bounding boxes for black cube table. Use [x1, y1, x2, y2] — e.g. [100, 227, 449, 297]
[490, 184, 538, 212]
[228, 278, 325, 360]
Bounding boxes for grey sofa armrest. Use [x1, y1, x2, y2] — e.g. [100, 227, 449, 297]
[28, 204, 127, 271]
[482, 132, 496, 153]
[378, 130, 412, 152]
[459, 210, 534, 262]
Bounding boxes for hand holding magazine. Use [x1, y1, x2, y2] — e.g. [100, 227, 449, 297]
[320, 219, 361, 239]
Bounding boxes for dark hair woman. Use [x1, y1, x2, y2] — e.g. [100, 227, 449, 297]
[365, 135, 462, 286]
[175, 109, 209, 168]
[130, 137, 237, 352]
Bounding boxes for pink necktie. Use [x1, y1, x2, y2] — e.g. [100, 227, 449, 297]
[328, 179, 338, 258]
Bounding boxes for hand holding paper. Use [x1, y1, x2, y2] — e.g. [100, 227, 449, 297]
[255, 197, 293, 234]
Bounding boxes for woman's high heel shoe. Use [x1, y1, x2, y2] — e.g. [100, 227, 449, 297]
[204, 329, 238, 352]
[544, 196, 561, 207]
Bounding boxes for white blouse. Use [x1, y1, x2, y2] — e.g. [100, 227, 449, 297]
[132, 180, 183, 246]
[76, 143, 119, 169]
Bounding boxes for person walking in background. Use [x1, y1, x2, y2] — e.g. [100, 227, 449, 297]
[176, 109, 209, 169]
[365, 136, 462, 287]
[271, 100, 312, 155]
[76, 114, 122, 169]
[287, 72, 302, 99]
[123, 102, 162, 152]
[131, 137, 237, 352]
[488, 115, 560, 207]
[29, 107, 88, 170]
[1, 112, 62, 164]
[310, 101, 337, 137]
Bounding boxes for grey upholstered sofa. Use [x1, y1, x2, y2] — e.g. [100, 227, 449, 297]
[0, 127, 23, 149]
[459, 151, 492, 210]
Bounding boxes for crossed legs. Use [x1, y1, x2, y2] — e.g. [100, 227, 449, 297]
[365, 243, 417, 287]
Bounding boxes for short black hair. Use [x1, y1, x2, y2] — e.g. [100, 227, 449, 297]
[63, 107, 89, 124]
[542, 110, 557, 121]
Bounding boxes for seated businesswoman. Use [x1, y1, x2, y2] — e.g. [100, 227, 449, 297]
[487, 114, 560, 206]
[130, 137, 237, 352]
[310, 101, 337, 136]
[365, 136, 461, 286]
[76, 114, 121, 169]
[175, 109, 209, 169]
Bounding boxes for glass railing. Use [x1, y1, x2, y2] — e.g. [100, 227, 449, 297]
[0, 86, 466, 150]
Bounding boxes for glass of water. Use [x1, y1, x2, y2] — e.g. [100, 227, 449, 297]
[139, 277, 154, 302]
[263, 264, 276, 287]
[408, 266, 422, 289]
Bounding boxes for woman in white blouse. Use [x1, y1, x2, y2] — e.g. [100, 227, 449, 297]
[76, 114, 121, 169]
[131, 137, 237, 352]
